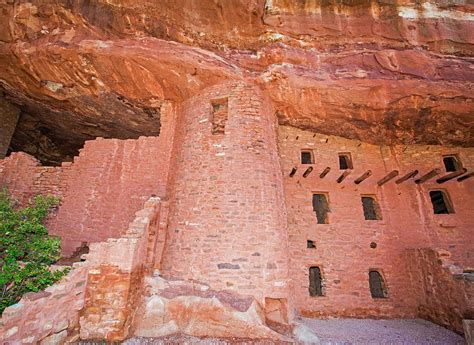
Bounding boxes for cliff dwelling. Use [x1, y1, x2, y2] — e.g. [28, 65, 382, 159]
[0, 0, 473, 344]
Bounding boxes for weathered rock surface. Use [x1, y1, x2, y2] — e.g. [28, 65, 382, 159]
[0, 1, 473, 163]
[133, 275, 288, 341]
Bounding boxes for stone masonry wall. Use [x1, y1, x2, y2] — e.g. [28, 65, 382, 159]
[406, 248, 474, 333]
[0, 264, 88, 344]
[50, 103, 175, 256]
[278, 125, 474, 323]
[161, 81, 290, 306]
[0, 103, 175, 257]
[0, 152, 69, 205]
[80, 197, 162, 341]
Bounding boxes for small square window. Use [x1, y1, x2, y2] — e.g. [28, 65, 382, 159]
[429, 190, 454, 214]
[307, 240, 316, 249]
[442, 155, 461, 172]
[301, 150, 314, 164]
[338, 153, 353, 170]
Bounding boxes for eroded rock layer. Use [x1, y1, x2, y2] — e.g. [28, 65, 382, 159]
[0, 0, 473, 164]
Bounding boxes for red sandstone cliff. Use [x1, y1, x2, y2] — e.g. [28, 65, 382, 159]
[0, 1, 473, 164]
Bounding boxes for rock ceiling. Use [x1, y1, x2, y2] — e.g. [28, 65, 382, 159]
[0, 0, 473, 164]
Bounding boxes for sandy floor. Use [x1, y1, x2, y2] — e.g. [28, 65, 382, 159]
[300, 318, 464, 345]
[96, 318, 464, 344]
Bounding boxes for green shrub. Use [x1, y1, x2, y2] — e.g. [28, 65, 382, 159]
[0, 189, 69, 314]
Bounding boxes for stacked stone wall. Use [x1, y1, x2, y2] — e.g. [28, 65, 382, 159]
[278, 125, 474, 326]
[0, 264, 88, 344]
[0, 102, 176, 256]
[80, 197, 162, 341]
[406, 248, 474, 333]
[161, 81, 290, 306]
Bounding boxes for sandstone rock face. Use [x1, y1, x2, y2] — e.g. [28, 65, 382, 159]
[0, 1, 473, 164]
[133, 276, 288, 341]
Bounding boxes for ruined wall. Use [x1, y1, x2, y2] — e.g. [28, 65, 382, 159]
[406, 249, 474, 333]
[161, 81, 290, 305]
[0, 264, 88, 344]
[278, 125, 474, 320]
[48, 103, 175, 256]
[0, 105, 174, 257]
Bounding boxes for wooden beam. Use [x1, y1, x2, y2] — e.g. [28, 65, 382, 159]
[289, 167, 297, 177]
[337, 170, 351, 183]
[415, 169, 441, 184]
[354, 170, 372, 184]
[395, 170, 418, 184]
[457, 172, 474, 182]
[436, 168, 467, 184]
[303, 167, 313, 178]
[377, 170, 399, 186]
[319, 167, 331, 179]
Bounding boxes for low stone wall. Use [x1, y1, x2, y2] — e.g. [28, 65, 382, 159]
[406, 248, 474, 334]
[0, 197, 162, 343]
[0, 263, 88, 344]
[80, 197, 162, 341]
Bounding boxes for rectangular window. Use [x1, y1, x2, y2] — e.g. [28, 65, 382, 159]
[361, 196, 382, 220]
[443, 155, 461, 172]
[338, 153, 353, 170]
[429, 190, 454, 214]
[309, 266, 324, 296]
[307, 240, 316, 249]
[312, 193, 329, 224]
[369, 270, 388, 298]
[210, 98, 228, 135]
[301, 150, 314, 164]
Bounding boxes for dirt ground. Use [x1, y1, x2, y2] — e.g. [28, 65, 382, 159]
[83, 318, 465, 344]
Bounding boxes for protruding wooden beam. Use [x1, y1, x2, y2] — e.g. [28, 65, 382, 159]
[457, 172, 474, 182]
[289, 167, 297, 177]
[395, 170, 418, 184]
[303, 167, 313, 178]
[319, 167, 331, 179]
[436, 168, 468, 184]
[354, 170, 372, 184]
[377, 170, 399, 186]
[415, 169, 441, 184]
[337, 170, 351, 183]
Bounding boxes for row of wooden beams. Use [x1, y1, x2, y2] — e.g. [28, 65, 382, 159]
[289, 166, 473, 184]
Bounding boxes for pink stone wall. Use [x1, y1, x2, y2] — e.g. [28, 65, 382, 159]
[278, 125, 474, 322]
[49, 103, 175, 256]
[0, 103, 175, 257]
[161, 82, 290, 305]
[406, 249, 474, 333]
[0, 264, 88, 344]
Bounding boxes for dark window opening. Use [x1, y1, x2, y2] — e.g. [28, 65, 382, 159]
[369, 270, 388, 298]
[301, 150, 313, 164]
[309, 266, 324, 296]
[443, 155, 460, 172]
[429, 190, 454, 214]
[210, 98, 229, 135]
[338, 153, 353, 170]
[313, 193, 329, 224]
[361, 196, 382, 220]
[307, 240, 316, 249]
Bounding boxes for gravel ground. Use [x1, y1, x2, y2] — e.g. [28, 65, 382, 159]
[300, 318, 464, 345]
[83, 318, 464, 344]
